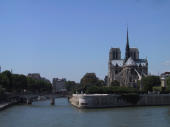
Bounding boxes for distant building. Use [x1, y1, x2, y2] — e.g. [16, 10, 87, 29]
[161, 77, 167, 88]
[108, 28, 148, 87]
[52, 78, 67, 93]
[160, 72, 170, 88]
[28, 73, 41, 80]
[161, 72, 170, 78]
[27, 73, 51, 83]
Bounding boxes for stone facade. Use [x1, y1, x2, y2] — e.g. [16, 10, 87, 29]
[108, 29, 148, 87]
[161, 77, 167, 88]
[70, 94, 170, 108]
[52, 78, 67, 93]
[160, 72, 170, 88]
[161, 72, 170, 78]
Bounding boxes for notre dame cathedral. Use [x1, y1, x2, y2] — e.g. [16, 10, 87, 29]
[108, 28, 148, 87]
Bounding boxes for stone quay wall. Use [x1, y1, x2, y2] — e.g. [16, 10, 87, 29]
[0, 101, 18, 111]
[69, 94, 170, 108]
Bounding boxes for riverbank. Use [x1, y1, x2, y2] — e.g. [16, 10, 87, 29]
[0, 101, 18, 111]
[0, 94, 68, 111]
[69, 94, 170, 108]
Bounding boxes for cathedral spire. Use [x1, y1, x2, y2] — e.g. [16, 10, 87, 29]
[125, 27, 130, 60]
[127, 27, 129, 49]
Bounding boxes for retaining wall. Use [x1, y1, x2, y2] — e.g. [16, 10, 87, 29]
[69, 94, 170, 108]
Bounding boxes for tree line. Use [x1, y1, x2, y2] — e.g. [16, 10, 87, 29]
[0, 70, 52, 96]
[65, 72, 170, 94]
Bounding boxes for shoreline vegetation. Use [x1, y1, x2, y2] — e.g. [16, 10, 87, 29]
[1, 71, 170, 110]
[67, 73, 170, 95]
[0, 70, 52, 110]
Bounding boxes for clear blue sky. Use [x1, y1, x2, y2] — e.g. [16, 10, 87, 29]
[0, 0, 170, 82]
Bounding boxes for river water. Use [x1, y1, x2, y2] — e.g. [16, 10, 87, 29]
[1, 98, 170, 127]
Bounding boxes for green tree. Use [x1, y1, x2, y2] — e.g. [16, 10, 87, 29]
[142, 76, 161, 92]
[0, 70, 52, 94]
[65, 81, 78, 92]
[27, 77, 37, 92]
[97, 80, 106, 86]
[12, 74, 27, 92]
[85, 86, 137, 94]
[0, 71, 12, 91]
[27, 77, 52, 93]
[166, 77, 170, 87]
[0, 86, 6, 101]
[80, 73, 104, 91]
[111, 80, 120, 86]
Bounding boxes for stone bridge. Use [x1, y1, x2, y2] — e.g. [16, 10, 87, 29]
[18, 94, 57, 105]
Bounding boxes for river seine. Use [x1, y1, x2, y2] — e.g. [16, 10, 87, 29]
[1, 98, 170, 127]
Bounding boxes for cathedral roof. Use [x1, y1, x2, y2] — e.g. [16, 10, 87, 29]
[135, 59, 147, 66]
[125, 57, 136, 66]
[111, 58, 147, 67]
[111, 60, 124, 66]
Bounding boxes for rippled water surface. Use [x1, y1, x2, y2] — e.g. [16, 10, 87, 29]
[1, 98, 170, 127]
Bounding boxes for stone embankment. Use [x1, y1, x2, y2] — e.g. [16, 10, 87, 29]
[69, 94, 170, 108]
[0, 101, 18, 111]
